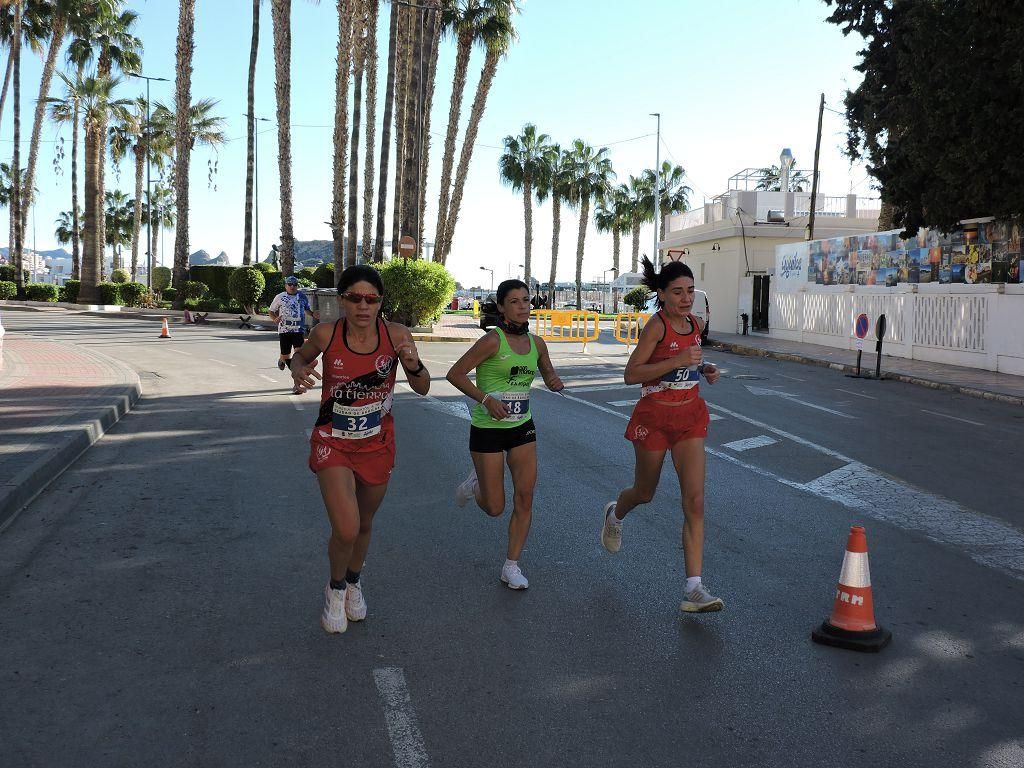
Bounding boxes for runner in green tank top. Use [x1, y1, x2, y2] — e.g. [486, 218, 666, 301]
[447, 279, 565, 590]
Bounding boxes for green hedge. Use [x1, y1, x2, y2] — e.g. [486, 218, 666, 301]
[162, 286, 177, 302]
[98, 282, 122, 305]
[180, 280, 209, 300]
[25, 283, 60, 302]
[312, 263, 335, 288]
[0, 280, 16, 299]
[623, 287, 648, 311]
[111, 268, 130, 284]
[120, 282, 148, 307]
[379, 259, 456, 327]
[260, 273, 284, 307]
[61, 280, 80, 303]
[152, 266, 172, 293]
[228, 266, 265, 314]
[189, 265, 238, 301]
[296, 266, 317, 282]
[253, 261, 277, 275]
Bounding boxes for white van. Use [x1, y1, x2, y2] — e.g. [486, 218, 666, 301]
[643, 289, 710, 344]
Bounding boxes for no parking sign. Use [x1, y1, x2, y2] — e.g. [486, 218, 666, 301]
[854, 313, 869, 350]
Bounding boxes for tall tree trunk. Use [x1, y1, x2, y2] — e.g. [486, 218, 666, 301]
[130, 144, 144, 281]
[390, 3, 410, 254]
[21, 17, 67, 237]
[575, 197, 590, 309]
[0, 49, 13, 131]
[80, 125, 100, 303]
[631, 222, 640, 273]
[434, 29, 473, 264]
[522, 176, 532, 286]
[399, 1, 422, 254]
[151, 211, 159, 279]
[11, 1, 22, 295]
[272, 0, 295, 276]
[373, 0, 399, 262]
[330, 0, 352, 272]
[360, 0, 379, 263]
[418, 5, 441, 255]
[878, 199, 894, 231]
[611, 226, 620, 312]
[548, 191, 560, 306]
[346, 3, 365, 269]
[71, 95, 81, 280]
[441, 48, 501, 263]
[173, 0, 196, 302]
[243, 0, 260, 265]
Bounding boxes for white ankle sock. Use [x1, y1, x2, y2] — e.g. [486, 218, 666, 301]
[505, 559, 517, 569]
[608, 506, 621, 523]
[685, 576, 702, 592]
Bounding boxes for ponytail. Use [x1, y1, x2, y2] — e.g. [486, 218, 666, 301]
[641, 255, 695, 308]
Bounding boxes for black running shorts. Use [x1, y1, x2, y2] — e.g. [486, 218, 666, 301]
[279, 331, 305, 355]
[469, 419, 537, 453]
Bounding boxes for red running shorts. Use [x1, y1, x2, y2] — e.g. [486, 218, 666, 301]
[625, 396, 710, 451]
[308, 430, 396, 486]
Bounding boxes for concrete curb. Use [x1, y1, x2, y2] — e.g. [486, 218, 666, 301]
[0, 356, 142, 534]
[0, 301, 276, 331]
[712, 339, 1024, 408]
[411, 334, 481, 343]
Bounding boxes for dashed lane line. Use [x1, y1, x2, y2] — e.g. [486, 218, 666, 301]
[258, 374, 278, 383]
[722, 435, 778, 452]
[605, 397, 721, 420]
[374, 668, 431, 768]
[836, 387, 877, 400]
[776, 373, 805, 382]
[207, 358, 236, 367]
[921, 409, 984, 427]
[568, 383, 633, 393]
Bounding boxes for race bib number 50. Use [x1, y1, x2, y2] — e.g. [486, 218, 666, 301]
[661, 366, 700, 390]
[332, 401, 384, 439]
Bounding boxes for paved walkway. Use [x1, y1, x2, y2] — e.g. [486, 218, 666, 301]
[0, 333, 140, 530]
[710, 330, 1024, 406]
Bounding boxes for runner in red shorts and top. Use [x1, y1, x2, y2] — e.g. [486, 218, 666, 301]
[600, 256, 724, 613]
[289, 265, 430, 634]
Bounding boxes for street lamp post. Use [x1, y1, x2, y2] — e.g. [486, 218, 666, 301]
[479, 265, 493, 293]
[128, 72, 169, 289]
[245, 113, 272, 262]
[650, 112, 661, 268]
[603, 267, 618, 313]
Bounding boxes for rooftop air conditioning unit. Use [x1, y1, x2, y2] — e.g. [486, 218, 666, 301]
[766, 210, 786, 223]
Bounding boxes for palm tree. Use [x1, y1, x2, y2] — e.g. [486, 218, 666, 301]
[539, 144, 572, 306]
[595, 184, 629, 312]
[104, 189, 132, 271]
[373, 0, 399, 262]
[389, 0, 409, 254]
[438, 1, 516, 263]
[642, 160, 691, 244]
[346, 0, 366, 268]
[754, 158, 810, 192]
[272, 0, 295, 274]
[499, 123, 551, 286]
[567, 139, 614, 309]
[360, 0, 379, 263]
[417, 0, 444, 251]
[625, 174, 651, 273]
[242, 0, 264, 265]
[0, 3, 48, 131]
[143, 181, 174, 273]
[329, 0, 352, 272]
[172, 0, 196, 302]
[8, 0, 23, 294]
[47, 72, 86, 279]
[54, 208, 81, 248]
[109, 96, 147, 281]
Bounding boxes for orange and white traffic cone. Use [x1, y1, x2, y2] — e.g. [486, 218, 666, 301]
[158, 317, 171, 339]
[811, 525, 891, 652]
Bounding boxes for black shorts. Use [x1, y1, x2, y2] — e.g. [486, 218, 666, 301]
[279, 331, 305, 355]
[469, 419, 537, 453]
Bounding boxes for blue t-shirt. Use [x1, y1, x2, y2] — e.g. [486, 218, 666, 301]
[270, 291, 311, 333]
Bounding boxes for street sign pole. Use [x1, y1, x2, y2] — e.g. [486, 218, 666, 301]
[875, 314, 887, 379]
[849, 312, 870, 378]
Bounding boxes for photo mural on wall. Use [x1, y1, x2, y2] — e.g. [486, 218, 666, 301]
[801, 220, 1022, 286]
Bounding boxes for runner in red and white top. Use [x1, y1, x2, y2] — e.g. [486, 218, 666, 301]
[289, 265, 430, 635]
[599, 256, 725, 613]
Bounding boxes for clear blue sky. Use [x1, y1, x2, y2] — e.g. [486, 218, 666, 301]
[3, 0, 869, 289]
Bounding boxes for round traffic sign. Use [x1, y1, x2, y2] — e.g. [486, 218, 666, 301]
[855, 313, 869, 339]
[398, 235, 416, 257]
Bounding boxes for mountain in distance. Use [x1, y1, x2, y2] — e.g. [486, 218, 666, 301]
[0, 247, 72, 260]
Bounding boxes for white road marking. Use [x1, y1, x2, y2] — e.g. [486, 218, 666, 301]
[569, 372, 626, 380]
[290, 397, 304, 411]
[777, 373, 805, 382]
[374, 667, 431, 768]
[549, 390, 630, 419]
[710, 413, 723, 421]
[168, 348, 191, 355]
[744, 385, 854, 418]
[207, 358, 236, 367]
[607, 399, 639, 407]
[836, 387, 876, 400]
[258, 374, 278, 383]
[707, 402, 852, 462]
[399, 383, 471, 421]
[921, 409, 984, 427]
[722, 435, 778, 452]
[304, 428, 312, 438]
[568, 383, 632, 393]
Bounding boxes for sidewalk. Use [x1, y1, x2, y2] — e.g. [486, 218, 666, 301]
[710, 331, 1024, 406]
[414, 312, 485, 342]
[0, 335, 141, 531]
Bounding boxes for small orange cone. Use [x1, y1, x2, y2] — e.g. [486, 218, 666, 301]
[812, 525, 891, 652]
[159, 317, 171, 339]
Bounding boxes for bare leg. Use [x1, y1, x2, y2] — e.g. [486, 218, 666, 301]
[614, 443, 666, 519]
[471, 450, 506, 517]
[316, 466, 360, 581]
[670, 438, 707, 578]
[504, 442, 537, 560]
[346, 480, 390, 574]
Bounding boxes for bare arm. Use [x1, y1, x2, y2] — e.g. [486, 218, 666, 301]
[534, 337, 564, 392]
[623, 315, 703, 384]
[388, 322, 430, 396]
[290, 322, 330, 390]
[446, 332, 509, 420]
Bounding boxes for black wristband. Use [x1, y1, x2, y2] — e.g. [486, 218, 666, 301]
[408, 361, 426, 376]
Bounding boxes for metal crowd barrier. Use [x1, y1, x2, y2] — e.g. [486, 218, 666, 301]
[530, 310, 601, 353]
[613, 312, 651, 351]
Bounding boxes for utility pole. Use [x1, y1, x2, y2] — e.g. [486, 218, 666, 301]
[651, 112, 661, 267]
[807, 92, 824, 241]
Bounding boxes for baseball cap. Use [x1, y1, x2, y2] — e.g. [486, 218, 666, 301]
[284, 276, 299, 285]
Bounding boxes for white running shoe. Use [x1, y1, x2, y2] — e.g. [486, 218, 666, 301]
[680, 583, 724, 613]
[500, 561, 529, 590]
[455, 469, 478, 508]
[321, 584, 348, 633]
[600, 501, 622, 554]
[345, 581, 367, 621]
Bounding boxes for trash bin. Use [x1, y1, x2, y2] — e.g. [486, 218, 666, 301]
[450, 297, 459, 311]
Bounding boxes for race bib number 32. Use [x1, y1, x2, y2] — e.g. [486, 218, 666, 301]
[332, 401, 384, 439]
[498, 391, 530, 422]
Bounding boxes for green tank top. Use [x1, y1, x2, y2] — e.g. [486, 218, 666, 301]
[471, 328, 539, 429]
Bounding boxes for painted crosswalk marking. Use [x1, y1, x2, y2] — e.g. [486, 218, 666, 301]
[722, 435, 777, 452]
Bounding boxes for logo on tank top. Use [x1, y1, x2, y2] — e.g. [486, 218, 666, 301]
[633, 425, 649, 441]
[507, 364, 535, 388]
[375, 354, 395, 377]
[315, 444, 331, 463]
[331, 358, 345, 370]
[669, 341, 679, 350]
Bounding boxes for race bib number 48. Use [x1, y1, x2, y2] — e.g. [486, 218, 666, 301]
[497, 391, 530, 422]
[332, 401, 384, 439]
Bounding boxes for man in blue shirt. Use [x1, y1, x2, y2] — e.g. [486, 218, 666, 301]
[269, 276, 319, 393]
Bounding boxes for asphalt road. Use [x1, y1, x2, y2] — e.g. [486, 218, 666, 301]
[2, 311, 1023, 768]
